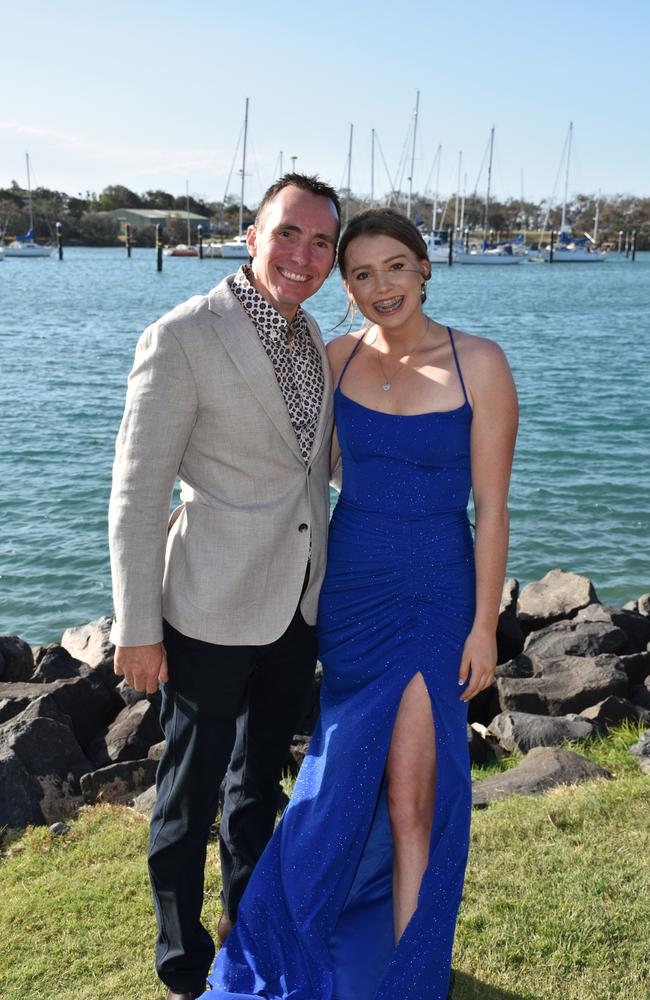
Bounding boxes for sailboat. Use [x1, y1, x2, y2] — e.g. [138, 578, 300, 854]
[164, 179, 199, 257]
[4, 154, 52, 258]
[541, 123, 606, 263]
[220, 97, 251, 259]
[455, 128, 526, 265]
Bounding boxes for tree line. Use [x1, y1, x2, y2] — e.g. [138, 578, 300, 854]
[0, 181, 648, 249]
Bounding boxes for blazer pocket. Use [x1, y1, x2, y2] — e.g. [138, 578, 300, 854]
[182, 503, 269, 613]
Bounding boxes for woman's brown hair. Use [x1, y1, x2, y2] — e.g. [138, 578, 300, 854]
[338, 208, 429, 280]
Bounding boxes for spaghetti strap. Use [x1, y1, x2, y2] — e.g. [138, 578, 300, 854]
[336, 332, 366, 391]
[447, 327, 469, 405]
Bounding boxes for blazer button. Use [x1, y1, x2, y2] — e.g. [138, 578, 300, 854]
[298, 523, 309, 533]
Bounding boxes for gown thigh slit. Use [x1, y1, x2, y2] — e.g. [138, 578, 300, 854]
[201, 327, 475, 1000]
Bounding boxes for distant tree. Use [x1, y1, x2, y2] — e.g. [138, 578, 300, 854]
[78, 212, 120, 245]
[141, 189, 174, 210]
[98, 185, 141, 211]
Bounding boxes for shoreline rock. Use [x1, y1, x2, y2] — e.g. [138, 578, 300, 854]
[2, 570, 650, 829]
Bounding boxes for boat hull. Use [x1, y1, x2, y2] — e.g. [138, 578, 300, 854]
[542, 248, 607, 262]
[5, 242, 52, 258]
[455, 252, 525, 265]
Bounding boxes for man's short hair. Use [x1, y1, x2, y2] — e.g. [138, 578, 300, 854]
[255, 173, 342, 236]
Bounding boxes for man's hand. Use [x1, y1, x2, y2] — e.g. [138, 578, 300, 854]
[114, 642, 169, 694]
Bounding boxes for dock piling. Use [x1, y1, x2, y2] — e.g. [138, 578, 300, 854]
[198, 224, 204, 260]
[448, 228, 453, 266]
[56, 222, 63, 261]
[549, 230, 555, 263]
[126, 223, 132, 258]
[156, 224, 163, 272]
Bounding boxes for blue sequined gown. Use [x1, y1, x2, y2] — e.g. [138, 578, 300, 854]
[201, 327, 475, 1000]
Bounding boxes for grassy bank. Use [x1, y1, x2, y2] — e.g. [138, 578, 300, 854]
[1, 727, 648, 1000]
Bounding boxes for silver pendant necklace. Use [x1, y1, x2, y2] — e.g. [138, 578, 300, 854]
[376, 318, 430, 391]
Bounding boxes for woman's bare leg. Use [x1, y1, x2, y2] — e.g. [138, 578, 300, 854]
[386, 671, 437, 943]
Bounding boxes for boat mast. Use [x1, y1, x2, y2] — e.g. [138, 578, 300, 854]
[593, 189, 600, 243]
[454, 150, 462, 231]
[345, 123, 353, 225]
[238, 97, 249, 239]
[459, 171, 467, 235]
[431, 144, 441, 231]
[370, 128, 375, 206]
[26, 152, 34, 234]
[560, 121, 573, 233]
[185, 179, 190, 245]
[483, 126, 494, 247]
[406, 90, 420, 219]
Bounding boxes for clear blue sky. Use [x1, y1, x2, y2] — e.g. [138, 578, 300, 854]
[2, 0, 648, 206]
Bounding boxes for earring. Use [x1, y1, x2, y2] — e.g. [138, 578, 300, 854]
[420, 283, 427, 304]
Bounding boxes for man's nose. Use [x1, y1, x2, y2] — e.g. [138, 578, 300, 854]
[290, 238, 310, 265]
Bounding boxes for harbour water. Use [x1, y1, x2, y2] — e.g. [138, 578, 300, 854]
[1, 248, 648, 644]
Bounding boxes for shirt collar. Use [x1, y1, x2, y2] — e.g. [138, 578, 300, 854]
[231, 264, 306, 340]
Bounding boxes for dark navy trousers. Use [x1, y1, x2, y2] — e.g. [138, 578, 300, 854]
[148, 607, 317, 995]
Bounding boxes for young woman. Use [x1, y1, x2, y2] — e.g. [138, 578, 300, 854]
[201, 209, 518, 1000]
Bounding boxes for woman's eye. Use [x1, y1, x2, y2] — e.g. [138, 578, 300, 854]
[355, 271, 369, 281]
[390, 262, 404, 270]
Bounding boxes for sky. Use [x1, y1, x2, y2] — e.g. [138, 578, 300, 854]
[2, 0, 649, 208]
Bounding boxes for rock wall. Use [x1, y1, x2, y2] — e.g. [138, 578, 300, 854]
[1, 570, 649, 828]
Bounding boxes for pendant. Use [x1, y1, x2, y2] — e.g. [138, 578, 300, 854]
[382, 382, 391, 391]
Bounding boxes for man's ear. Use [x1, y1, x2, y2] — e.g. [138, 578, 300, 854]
[246, 224, 257, 258]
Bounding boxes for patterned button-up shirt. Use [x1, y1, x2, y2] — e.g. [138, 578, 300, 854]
[231, 264, 324, 464]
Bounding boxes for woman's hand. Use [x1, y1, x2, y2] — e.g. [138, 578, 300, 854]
[458, 625, 497, 701]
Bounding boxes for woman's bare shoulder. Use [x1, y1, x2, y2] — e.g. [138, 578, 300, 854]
[326, 329, 365, 358]
[451, 328, 511, 378]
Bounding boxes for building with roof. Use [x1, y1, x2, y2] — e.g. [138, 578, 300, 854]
[109, 207, 211, 235]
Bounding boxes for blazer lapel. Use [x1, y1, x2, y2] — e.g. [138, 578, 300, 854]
[304, 313, 334, 462]
[208, 279, 303, 460]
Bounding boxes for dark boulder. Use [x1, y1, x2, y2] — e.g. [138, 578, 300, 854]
[517, 570, 599, 636]
[574, 604, 650, 653]
[87, 700, 163, 767]
[523, 619, 628, 660]
[80, 758, 159, 805]
[617, 650, 650, 686]
[0, 636, 34, 682]
[0, 669, 116, 751]
[0, 710, 92, 827]
[31, 645, 84, 683]
[487, 711, 596, 753]
[148, 740, 165, 761]
[579, 696, 650, 729]
[0, 745, 45, 827]
[496, 655, 628, 716]
[133, 784, 157, 816]
[638, 594, 650, 618]
[472, 747, 612, 807]
[630, 677, 650, 711]
[467, 683, 501, 727]
[495, 655, 535, 679]
[467, 723, 497, 765]
[60, 616, 114, 669]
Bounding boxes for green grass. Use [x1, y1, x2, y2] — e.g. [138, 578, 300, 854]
[1, 726, 648, 1000]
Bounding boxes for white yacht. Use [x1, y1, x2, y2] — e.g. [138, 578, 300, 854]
[4, 155, 53, 258]
[5, 236, 52, 258]
[219, 234, 250, 259]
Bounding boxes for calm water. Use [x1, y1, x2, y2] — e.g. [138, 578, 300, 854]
[1, 248, 648, 644]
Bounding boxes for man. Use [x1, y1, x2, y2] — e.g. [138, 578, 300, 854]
[109, 174, 341, 1000]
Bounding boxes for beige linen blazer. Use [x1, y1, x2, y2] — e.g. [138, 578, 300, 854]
[108, 275, 333, 647]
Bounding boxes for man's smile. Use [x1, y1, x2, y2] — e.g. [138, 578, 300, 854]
[277, 267, 311, 283]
